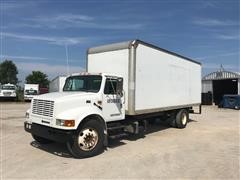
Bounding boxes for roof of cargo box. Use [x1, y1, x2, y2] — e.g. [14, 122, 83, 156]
[87, 39, 201, 65]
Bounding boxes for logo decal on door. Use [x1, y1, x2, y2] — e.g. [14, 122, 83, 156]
[107, 99, 121, 103]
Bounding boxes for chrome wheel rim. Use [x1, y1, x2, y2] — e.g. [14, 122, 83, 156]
[182, 113, 187, 125]
[78, 128, 99, 151]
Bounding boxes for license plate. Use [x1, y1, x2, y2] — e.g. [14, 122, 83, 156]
[4, 93, 11, 96]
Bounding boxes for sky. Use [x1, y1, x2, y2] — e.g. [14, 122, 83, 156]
[0, 0, 239, 84]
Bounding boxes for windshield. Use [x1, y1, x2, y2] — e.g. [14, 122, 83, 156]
[2, 85, 15, 90]
[63, 75, 102, 92]
[25, 89, 38, 95]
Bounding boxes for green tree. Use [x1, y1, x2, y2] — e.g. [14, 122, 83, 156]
[0, 60, 18, 84]
[25, 71, 49, 87]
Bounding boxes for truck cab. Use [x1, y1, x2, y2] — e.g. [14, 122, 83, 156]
[0, 83, 17, 100]
[25, 73, 124, 158]
[24, 84, 39, 101]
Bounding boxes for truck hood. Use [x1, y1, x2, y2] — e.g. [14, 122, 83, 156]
[34, 91, 97, 102]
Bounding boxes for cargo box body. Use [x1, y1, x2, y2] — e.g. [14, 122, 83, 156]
[87, 40, 201, 115]
[49, 76, 67, 92]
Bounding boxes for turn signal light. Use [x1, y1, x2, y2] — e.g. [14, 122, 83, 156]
[64, 120, 75, 127]
[56, 119, 75, 127]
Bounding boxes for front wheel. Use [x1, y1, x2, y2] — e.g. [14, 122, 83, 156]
[67, 118, 105, 158]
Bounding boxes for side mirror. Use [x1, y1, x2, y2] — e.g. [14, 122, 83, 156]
[116, 78, 123, 97]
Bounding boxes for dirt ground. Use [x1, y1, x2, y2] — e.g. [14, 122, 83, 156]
[0, 103, 239, 180]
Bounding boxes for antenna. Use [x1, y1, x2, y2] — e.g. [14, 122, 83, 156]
[220, 64, 224, 72]
[65, 43, 70, 75]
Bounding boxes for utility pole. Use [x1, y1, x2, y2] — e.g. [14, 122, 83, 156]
[65, 43, 70, 75]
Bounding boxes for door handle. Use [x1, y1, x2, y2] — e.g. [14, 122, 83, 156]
[122, 90, 125, 104]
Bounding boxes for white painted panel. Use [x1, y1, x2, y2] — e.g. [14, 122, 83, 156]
[49, 79, 59, 92]
[49, 76, 67, 92]
[59, 77, 67, 92]
[88, 49, 129, 110]
[24, 84, 39, 91]
[135, 44, 201, 111]
[202, 80, 213, 93]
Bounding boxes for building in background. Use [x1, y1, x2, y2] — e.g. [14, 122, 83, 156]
[202, 66, 240, 105]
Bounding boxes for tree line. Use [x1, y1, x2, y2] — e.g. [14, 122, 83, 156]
[0, 60, 49, 87]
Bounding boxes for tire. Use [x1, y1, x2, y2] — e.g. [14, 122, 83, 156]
[32, 134, 53, 144]
[67, 118, 105, 158]
[175, 109, 189, 129]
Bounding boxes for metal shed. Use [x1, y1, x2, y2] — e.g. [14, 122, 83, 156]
[202, 66, 240, 105]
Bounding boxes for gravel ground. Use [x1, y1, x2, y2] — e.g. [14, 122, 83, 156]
[0, 103, 239, 180]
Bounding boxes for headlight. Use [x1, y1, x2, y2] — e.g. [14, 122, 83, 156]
[56, 119, 75, 127]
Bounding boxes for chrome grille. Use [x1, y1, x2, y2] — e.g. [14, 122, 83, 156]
[32, 99, 54, 117]
[3, 92, 12, 96]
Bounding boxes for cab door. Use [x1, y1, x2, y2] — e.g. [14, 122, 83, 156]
[102, 77, 125, 122]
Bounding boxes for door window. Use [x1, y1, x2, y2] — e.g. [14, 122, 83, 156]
[104, 78, 117, 94]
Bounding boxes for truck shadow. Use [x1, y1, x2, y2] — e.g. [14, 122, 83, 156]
[30, 141, 72, 158]
[30, 118, 197, 158]
[108, 122, 169, 148]
[108, 118, 197, 148]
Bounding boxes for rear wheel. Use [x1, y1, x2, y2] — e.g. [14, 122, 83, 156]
[67, 118, 105, 158]
[175, 109, 189, 128]
[32, 134, 53, 144]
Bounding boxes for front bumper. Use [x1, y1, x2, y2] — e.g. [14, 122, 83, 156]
[0, 95, 16, 98]
[24, 96, 33, 100]
[24, 121, 74, 143]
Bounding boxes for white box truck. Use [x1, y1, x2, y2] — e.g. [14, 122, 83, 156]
[24, 84, 39, 101]
[0, 83, 17, 100]
[49, 76, 67, 92]
[24, 40, 201, 158]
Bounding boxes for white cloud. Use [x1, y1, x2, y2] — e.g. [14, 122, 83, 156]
[0, 54, 48, 60]
[1, 1, 41, 12]
[193, 18, 239, 26]
[203, 63, 239, 70]
[11, 13, 144, 30]
[17, 62, 85, 82]
[2, 32, 88, 45]
[195, 52, 239, 60]
[199, 1, 218, 8]
[0, 54, 83, 64]
[1, 2, 25, 10]
[34, 14, 94, 23]
[216, 34, 240, 40]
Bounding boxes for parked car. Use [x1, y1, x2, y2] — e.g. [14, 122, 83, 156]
[218, 94, 240, 110]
